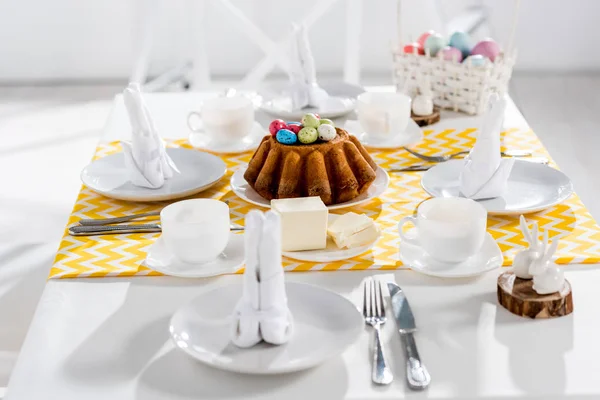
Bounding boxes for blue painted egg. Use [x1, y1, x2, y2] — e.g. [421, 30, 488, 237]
[463, 54, 489, 67]
[449, 31, 473, 58]
[276, 129, 297, 145]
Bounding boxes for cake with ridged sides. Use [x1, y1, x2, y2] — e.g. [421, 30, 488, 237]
[244, 127, 378, 205]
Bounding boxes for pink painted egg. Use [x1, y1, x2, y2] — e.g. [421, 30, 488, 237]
[286, 123, 301, 134]
[269, 119, 287, 136]
[441, 46, 463, 62]
[471, 38, 500, 62]
[417, 30, 437, 47]
[403, 42, 424, 55]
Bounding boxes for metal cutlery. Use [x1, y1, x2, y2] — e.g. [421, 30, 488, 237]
[390, 156, 549, 172]
[387, 282, 430, 390]
[79, 211, 161, 226]
[363, 278, 393, 385]
[69, 223, 245, 236]
[403, 147, 532, 163]
[69, 224, 162, 236]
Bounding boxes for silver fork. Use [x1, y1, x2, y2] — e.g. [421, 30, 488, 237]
[390, 156, 549, 172]
[403, 147, 532, 163]
[363, 278, 393, 385]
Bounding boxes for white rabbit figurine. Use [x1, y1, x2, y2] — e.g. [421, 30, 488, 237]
[513, 215, 544, 279]
[530, 230, 565, 295]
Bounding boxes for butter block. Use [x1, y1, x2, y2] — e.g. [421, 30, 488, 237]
[343, 223, 379, 248]
[271, 197, 328, 252]
[327, 212, 379, 249]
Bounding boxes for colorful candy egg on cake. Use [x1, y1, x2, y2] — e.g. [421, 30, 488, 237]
[276, 129, 298, 145]
[301, 113, 320, 128]
[298, 127, 318, 144]
[269, 119, 287, 136]
[317, 124, 336, 141]
[286, 123, 301, 134]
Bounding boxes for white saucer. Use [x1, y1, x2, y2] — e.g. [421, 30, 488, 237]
[188, 121, 267, 154]
[81, 148, 227, 202]
[259, 96, 355, 120]
[169, 282, 363, 374]
[145, 233, 244, 278]
[345, 119, 424, 149]
[400, 232, 503, 278]
[421, 159, 574, 215]
[282, 215, 379, 262]
[230, 166, 390, 210]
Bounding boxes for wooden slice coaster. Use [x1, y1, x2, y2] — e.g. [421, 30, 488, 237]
[411, 106, 441, 127]
[497, 271, 573, 319]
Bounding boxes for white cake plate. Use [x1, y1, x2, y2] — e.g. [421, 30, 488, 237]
[230, 166, 390, 210]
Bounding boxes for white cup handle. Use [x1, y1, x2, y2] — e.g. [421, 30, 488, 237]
[398, 216, 419, 246]
[187, 111, 204, 133]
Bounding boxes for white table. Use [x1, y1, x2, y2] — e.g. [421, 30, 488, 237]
[6, 91, 600, 400]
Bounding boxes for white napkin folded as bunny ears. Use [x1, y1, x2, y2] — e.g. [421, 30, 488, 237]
[231, 210, 294, 348]
[121, 83, 178, 189]
[459, 94, 515, 199]
[287, 24, 328, 111]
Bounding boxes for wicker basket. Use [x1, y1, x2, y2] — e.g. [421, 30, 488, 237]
[392, 1, 520, 115]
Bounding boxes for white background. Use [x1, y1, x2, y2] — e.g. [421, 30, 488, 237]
[0, 0, 598, 83]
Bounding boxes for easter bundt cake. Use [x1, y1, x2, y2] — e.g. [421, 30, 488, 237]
[244, 127, 378, 205]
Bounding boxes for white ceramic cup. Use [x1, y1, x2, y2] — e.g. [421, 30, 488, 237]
[160, 199, 230, 264]
[187, 96, 254, 144]
[356, 92, 411, 138]
[398, 197, 487, 263]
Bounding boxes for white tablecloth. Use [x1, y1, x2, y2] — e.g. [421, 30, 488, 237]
[5, 90, 600, 400]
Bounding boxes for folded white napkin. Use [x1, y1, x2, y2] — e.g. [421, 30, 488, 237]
[459, 94, 515, 199]
[287, 24, 328, 110]
[231, 210, 293, 348]
[121, 83, 178, 189]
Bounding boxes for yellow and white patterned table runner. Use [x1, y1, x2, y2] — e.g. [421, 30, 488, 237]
[50, 127, 600, 278]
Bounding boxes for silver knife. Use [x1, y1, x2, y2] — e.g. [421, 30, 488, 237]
[69, 224, 162, 236]
[69, 223, 245, 236]
[387, 282, 431, 390]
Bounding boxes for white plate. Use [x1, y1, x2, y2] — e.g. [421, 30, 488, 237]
[81, 148, 227, 202]
[188, 121, 267, 154]
[259, 96, 356, 120]
[230, 166, 390, 210]
[282, 214, 379, 262]
[345, 119, 424, 149]
[400, 232, 503, 278]
[145, 233, 244, 278]
[169, 282, 363, 374]
[421, 159, 574, 215]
